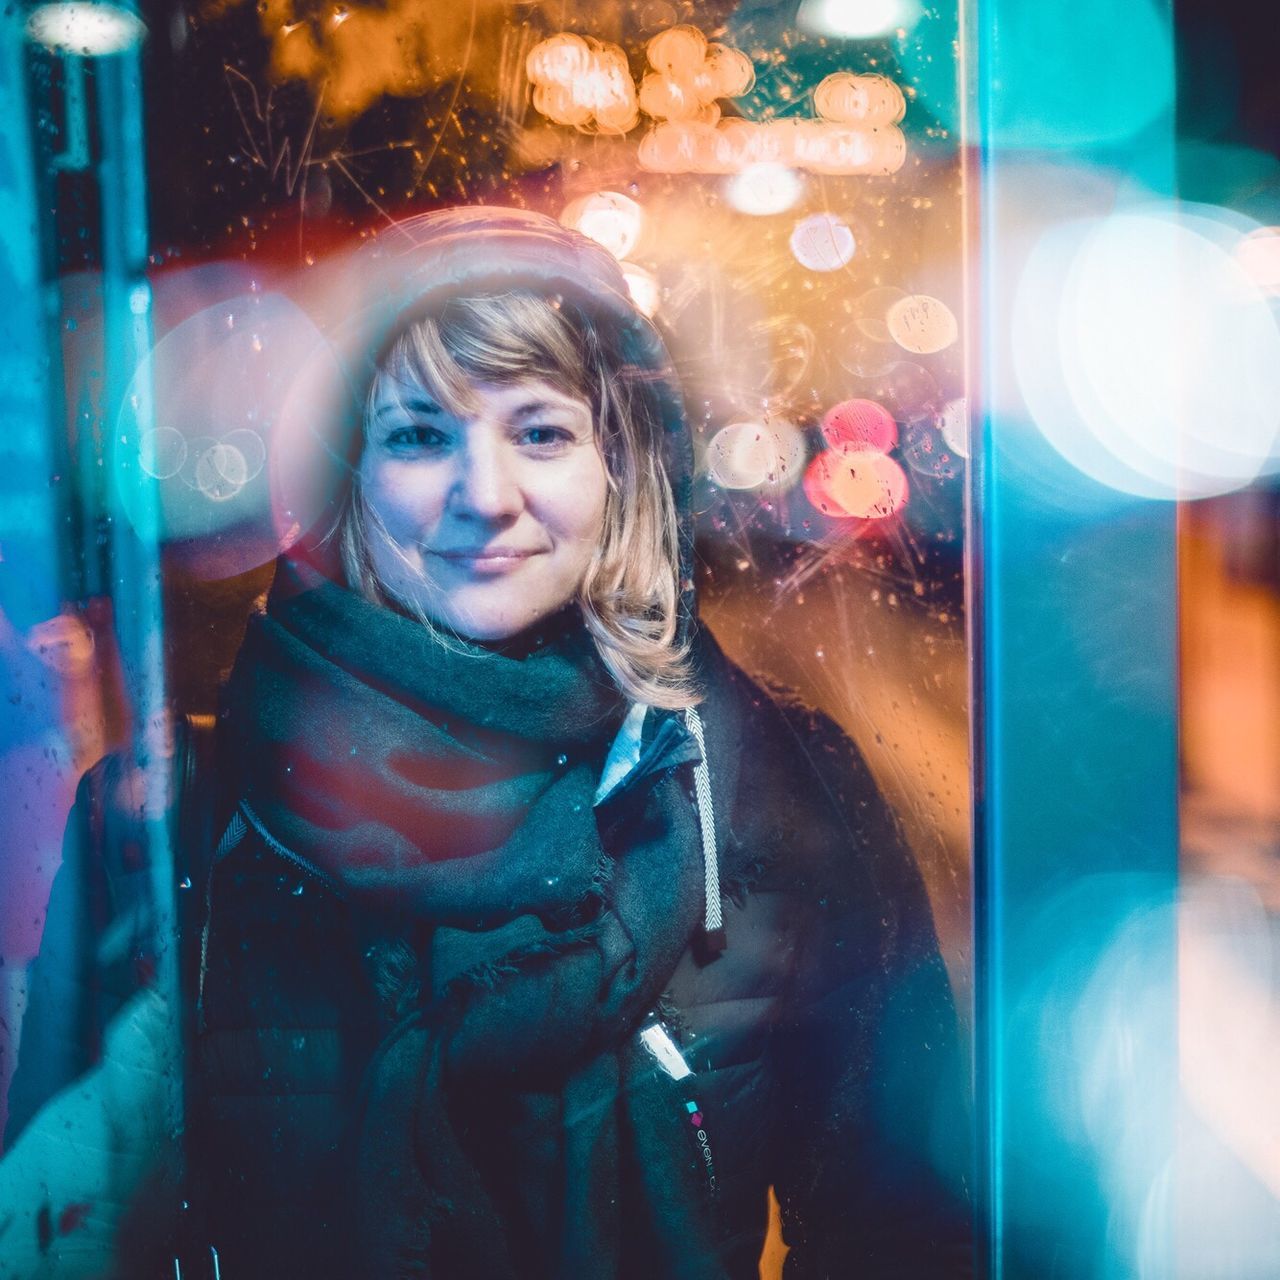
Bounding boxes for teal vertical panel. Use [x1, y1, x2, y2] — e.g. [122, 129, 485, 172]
[0, 15, 59, 620]
[973, 1, 1180, 1277]
[95, 40, 178, 1038]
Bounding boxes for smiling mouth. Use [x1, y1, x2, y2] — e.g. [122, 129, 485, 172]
[429, 547, 540, 571]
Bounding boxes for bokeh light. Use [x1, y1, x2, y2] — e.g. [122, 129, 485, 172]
[640, 28, 754, 125]
[706, 420, 806, 491]
[726, 163, 804, 216]
[789, 213, 857, 271]
[620, 263, 660, 318]
[937, 399, 970, 459]
[804, 448, 908, 518]
[527, 34, 639, 134]
[821, 398, 898, 453]
[901, 421, 961, 480]
[798, 0, 920, 40]
[638, 116, 905, 176]
[813, 72, 907, 125]
[1235, 227, 1280, 297]
[1014, 203, 1280, 499]
[646, 24, 707, 77]
[25, 0, 146, 54]
[887, 294, 958, 354]
[559, 191, 644, 260]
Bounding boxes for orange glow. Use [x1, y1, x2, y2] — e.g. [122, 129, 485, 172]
[638, 118, 904, 175]
[813, 72, 907, 124]
[646, 24, 707, 77]
[639, 30, 755, 125]
[887, 294, 958, 354]
[526, 34, 639, 134]
[244, 0, 512, 123]
[526, 32, 593, 84]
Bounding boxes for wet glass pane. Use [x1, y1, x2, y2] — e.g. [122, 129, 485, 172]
[1, 3, 973, 1275]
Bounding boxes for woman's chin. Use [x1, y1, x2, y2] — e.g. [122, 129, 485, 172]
[422, 595, 582, 648]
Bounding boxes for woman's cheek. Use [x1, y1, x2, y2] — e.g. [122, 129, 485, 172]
[368, 464, 444, 545]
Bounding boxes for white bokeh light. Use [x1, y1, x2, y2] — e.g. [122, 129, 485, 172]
[559, 191, 644, 260]
[789, 212, 856, 272]
[1014, 203, 1280, 500]
[26, 1, 145, 54]
[797, 0, 920, 39]
[726, 163, 804, 216]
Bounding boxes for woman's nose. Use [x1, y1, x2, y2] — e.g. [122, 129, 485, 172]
[449, 438, 522, 521]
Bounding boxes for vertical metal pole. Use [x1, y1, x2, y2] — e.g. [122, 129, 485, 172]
[972, 2, 1180, 1277]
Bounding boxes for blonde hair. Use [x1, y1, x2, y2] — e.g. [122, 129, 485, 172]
[337, 290, 697, 710]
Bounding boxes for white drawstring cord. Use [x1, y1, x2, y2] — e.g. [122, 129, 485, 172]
[683, 706, 723, 939]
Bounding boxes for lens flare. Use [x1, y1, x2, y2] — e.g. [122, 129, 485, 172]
[137, 426, 187, 481]
[114, 289, 329, 575]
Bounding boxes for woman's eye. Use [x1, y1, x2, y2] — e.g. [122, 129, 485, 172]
[520, 425, 570, 448]
[386, 424, 448, 450]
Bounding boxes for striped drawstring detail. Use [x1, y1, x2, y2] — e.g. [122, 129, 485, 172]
[683, 706, 725, 947]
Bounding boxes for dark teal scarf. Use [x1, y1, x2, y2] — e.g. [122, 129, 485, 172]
[222, 555, 728, 1278]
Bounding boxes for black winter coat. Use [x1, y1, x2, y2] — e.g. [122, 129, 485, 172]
[8, 654, 971, 1279]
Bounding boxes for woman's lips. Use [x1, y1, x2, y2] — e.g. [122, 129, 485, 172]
[428, 547, 540, 575]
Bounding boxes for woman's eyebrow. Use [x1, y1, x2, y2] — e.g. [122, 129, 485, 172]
[510, 399, 575, 419]
[375, 396, 443, 420]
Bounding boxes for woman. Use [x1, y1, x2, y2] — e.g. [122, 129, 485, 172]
[8, 208, 969, 1278]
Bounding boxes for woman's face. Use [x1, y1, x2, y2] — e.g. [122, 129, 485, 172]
[358, 369, 609, 641]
